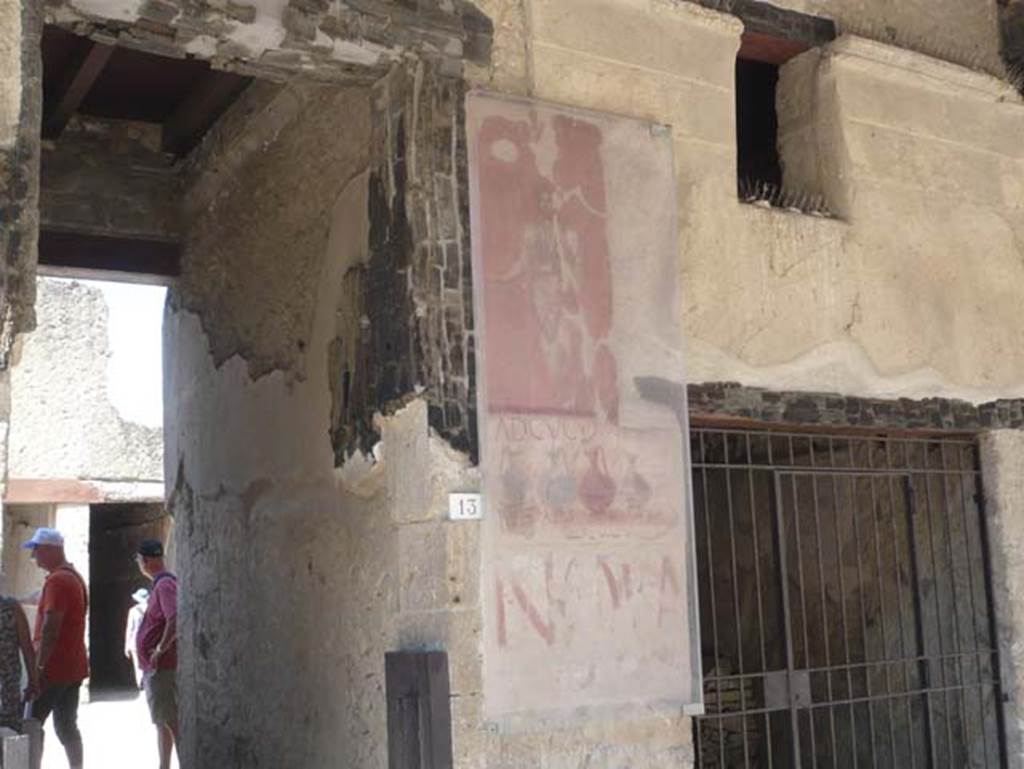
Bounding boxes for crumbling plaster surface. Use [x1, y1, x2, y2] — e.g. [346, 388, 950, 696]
[178, 81, 371, 380]
[168, 64, 692, 766]
[0, 0, 22, 151]
[7, 278, 163, 483]
[0, 0, 40, 363]
[43, 0, 492, 85]
[980, 430, 1024, 765]
[469, 0, 1024, 407]
[167, 119, 482, 764]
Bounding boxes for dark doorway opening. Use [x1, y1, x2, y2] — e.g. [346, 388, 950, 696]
[88, 503, 171, 691]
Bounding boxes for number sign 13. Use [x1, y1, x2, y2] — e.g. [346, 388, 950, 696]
[449, 493, 483, 521]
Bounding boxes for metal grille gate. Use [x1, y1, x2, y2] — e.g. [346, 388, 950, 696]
[691, 427, 1006, 768]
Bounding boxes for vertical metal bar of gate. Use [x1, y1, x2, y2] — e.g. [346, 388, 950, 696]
[785, 439, 818, 766]
[808, 461, 840, 767]
[773, 473, 802, 769]
[744, 433, 774, 769]
[696, 432, 725, 766]
[827, 439, 858, 769]
[937, 442, 974, 764]
[844, 469, 879, 766]
[920, 447, 958, 760]
[864, 465, 899, 763]
[904, 480, 938, 767]
[725, 444, 752, 768]
[883, 458, 918, 768]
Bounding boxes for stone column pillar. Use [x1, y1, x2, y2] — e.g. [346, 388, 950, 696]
[0, 0, 41, 359]
[0, 0, 42, 583]
[979, 430, 1024, 764]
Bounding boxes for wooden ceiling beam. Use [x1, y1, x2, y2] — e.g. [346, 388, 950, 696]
[38, 228, 181, 283]
[42, 41, 115, 139]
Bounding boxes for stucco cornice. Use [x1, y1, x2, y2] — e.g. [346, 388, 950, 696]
[829, 34, 1023, 104]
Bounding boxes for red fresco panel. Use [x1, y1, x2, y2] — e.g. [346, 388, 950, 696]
[467, 93, 702, 722]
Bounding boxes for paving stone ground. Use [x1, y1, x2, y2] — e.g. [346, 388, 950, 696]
[40, 687, 179, 769]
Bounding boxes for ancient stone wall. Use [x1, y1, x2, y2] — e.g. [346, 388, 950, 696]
[459, 2, 1024, 766]
[23, 0, 1023, 767]
[7, 278, 163, 484]
[470, 1, 1024, 408]
[0, 0, 40, 362]
[168, 68, 481, 768]
[330, 64, 476, 461]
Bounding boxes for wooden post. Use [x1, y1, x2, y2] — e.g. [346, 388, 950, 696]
[385, 651, 453, 769]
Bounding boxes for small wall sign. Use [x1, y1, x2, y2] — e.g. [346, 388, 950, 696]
[449, 493, 483, 521]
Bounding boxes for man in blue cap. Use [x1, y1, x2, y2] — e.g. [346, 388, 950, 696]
[23, 527, 87, 769]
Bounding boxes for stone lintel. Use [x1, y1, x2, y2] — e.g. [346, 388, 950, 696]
[5, 478, 165, 504]
[688, 381, 1024, 433]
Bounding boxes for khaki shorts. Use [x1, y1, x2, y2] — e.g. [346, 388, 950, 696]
[143, 670, 177, 725]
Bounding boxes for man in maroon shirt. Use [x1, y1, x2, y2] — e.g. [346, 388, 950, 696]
[135, 539, 177, 769]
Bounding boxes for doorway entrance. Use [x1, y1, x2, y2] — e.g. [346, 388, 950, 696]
[89, 503, 171, 691]
[691, 427, 1007, 768]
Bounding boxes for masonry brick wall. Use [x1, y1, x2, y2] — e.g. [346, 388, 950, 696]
[331, 64, 477, 463]
[689, 382, 1024, 431]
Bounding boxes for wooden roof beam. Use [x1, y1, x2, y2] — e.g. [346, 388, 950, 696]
[42, 41, 115, 139]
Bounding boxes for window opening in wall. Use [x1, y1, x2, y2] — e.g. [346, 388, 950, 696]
[690, 427, 1007, 768]
[730, 2, 837, 218]
[736, 58, 783, 198]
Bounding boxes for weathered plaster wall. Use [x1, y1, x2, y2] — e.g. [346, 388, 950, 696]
[178, 81, 372, 381]
[0, 0, 40, 362]
[980, 430, 1024, 765]
[169, 70, 485, 767]
[469, 0, 1024, 408]
[456, 3, 1024, 765]
[0, 0, 22, 151]
[171, 57, 687, 766]
[7, 278, 163, 483]
[0, 503, 52, 601]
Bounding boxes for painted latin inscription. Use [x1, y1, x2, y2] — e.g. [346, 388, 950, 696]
[468, 94, 699, 718]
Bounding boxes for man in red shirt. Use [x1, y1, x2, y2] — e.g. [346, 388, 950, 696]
[136, 539, 177, 769]
[23, 527, 87, 769]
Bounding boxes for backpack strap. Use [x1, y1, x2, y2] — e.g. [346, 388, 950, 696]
[54, 565, 88, 612]
[153, 573, 177, 587]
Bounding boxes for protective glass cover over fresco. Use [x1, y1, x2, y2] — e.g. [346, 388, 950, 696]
[466, 93, 702, 721]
